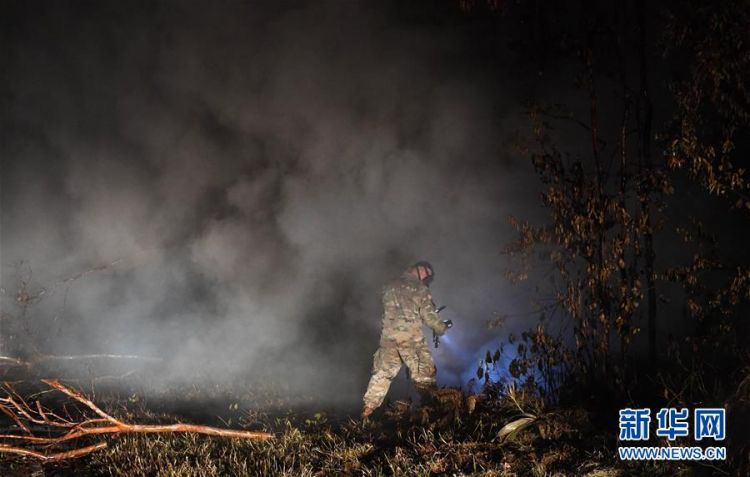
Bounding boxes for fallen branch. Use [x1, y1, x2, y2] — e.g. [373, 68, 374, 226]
[0, 379, 272, 461]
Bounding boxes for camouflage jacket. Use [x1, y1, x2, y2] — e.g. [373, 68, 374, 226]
[379, 272, 447, 346]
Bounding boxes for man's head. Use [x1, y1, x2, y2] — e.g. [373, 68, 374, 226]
[409, 261, 434, 286]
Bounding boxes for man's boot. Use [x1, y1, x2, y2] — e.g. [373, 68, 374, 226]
[361, 403, 377, 420]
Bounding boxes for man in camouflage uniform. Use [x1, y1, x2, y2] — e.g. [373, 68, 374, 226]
[362, 261, 449, 418]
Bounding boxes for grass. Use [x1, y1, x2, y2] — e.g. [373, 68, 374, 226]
[0, 379, 716, 476]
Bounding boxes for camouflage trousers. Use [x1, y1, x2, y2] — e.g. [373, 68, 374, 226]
[362, 340, 437, 409]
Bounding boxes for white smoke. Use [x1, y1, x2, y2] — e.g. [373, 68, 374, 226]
[0, 1, 540, 406]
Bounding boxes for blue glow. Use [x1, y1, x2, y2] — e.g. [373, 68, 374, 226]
[435, 334, 548, 393]
[459, 341, 518, 391]
[439, 334, 454, 347]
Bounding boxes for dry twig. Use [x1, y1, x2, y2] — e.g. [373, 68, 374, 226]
[0, 442, 108, 461]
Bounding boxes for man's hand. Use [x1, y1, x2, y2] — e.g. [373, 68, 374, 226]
[433, 319, 453, 348]
[434, 320, 450, 336]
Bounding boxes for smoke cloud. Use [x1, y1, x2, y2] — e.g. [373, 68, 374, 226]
[1, 1, 540, 407]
